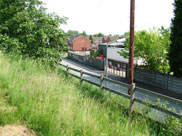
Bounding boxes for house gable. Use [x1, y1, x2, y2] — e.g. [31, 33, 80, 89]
[71, 36, 91, 51]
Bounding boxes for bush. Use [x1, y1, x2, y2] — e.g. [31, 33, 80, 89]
[90, 49, 102, 58]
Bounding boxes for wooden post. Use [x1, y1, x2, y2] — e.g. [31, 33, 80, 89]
[80, 69, 83, 85]
[66, 65, 69, 77]
[130, 83, 136, 114]
[180, 118, 182, 133]
[100, 74, 104, 90]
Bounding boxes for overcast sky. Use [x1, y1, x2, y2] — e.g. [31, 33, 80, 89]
[42, 0, 174, 35]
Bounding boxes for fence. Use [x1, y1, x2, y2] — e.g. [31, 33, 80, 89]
[107, 58, 128, 78]
[59, 63, 182, 121]
[133, 67, 182, 94]
[106, 59, 182, 95]
[68, 52, 104, 70]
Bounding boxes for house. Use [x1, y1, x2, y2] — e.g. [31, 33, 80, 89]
[67, 35, 92, 51]
[93, 37, 103, 46]
[91, 37, 103, 49]
[102, 36, 119, 43]
[102, 36, 111, 43]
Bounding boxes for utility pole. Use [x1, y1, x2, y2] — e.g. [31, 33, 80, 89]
[128, 0, 135, 95]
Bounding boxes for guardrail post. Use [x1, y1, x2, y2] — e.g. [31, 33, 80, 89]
[100, 74, 104, 90]
[180, 118, 182, 133]
[130, 83, 136, 114]
[66, 65, 69, 77]
[80, 69, 83, 85]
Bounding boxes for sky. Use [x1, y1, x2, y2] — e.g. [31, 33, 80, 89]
[42, 0, 174, 35]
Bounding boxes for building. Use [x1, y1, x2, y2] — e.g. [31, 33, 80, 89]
[91, 37, 103, 49]
[102, 36, 111, 43]
[93, 37, 103, 46]
[102, 36, 119, 43]
[67, 35, 92, 51]
[98, 39, 143, 66]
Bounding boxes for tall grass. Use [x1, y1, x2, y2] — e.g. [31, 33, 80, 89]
[0, 53, 180, 136]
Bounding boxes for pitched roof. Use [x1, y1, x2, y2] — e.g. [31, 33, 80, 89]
[93, 37, 103, 42]
[67, 35, 80, 45]
[67, 35, 90, 45]
[110, 36, 119, 42]
[102, 36, 119, 42]
[102, 36, 108, 40]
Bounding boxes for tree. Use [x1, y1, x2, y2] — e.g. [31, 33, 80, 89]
[89, 35, 93, 44]
[168, 0, 182, 77]
[0, 0, 68, 66]
[67, 30, 80, 36]
[82, 31, 87, 36]
[98, 33, 104, 37]
[118, 28, 170, 73]
[93, 33, 104, 37]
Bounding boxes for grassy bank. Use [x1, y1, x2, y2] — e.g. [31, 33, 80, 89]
[0, 53, 180, 136]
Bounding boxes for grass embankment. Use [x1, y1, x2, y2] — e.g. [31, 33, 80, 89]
[0, 53, 180, 136]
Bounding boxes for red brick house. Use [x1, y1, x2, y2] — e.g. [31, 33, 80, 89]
[68, 35, 91, 51]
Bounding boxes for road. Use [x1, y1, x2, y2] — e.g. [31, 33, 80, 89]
[61, 58, 182, 121]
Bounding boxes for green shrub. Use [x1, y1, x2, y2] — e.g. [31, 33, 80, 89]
[90, 49, 102, 58]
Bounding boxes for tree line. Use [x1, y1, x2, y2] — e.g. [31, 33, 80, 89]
[67, 30, 106, 37]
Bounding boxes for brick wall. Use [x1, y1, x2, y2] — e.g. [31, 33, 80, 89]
[72, 36, 91, 51]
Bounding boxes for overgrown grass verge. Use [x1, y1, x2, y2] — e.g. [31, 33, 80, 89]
[0, 53, 181, 136]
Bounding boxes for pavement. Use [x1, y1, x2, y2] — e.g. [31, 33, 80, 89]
[62, 57, 182, 100]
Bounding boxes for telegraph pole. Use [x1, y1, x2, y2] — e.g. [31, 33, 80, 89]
[128, 0, 135, 95]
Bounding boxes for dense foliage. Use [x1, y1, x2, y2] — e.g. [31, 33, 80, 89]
[168, 0, 182, 77]
[90, 49, 102, 58]
[82, 31, 87, 36]
[93, 32, 104, 37]
[67, 30, 81, 36]
[118, 27, 171, 73]
[67, 30, 87, 36]
[0, 0, 68, 66]
[89, 35, 93, 43]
